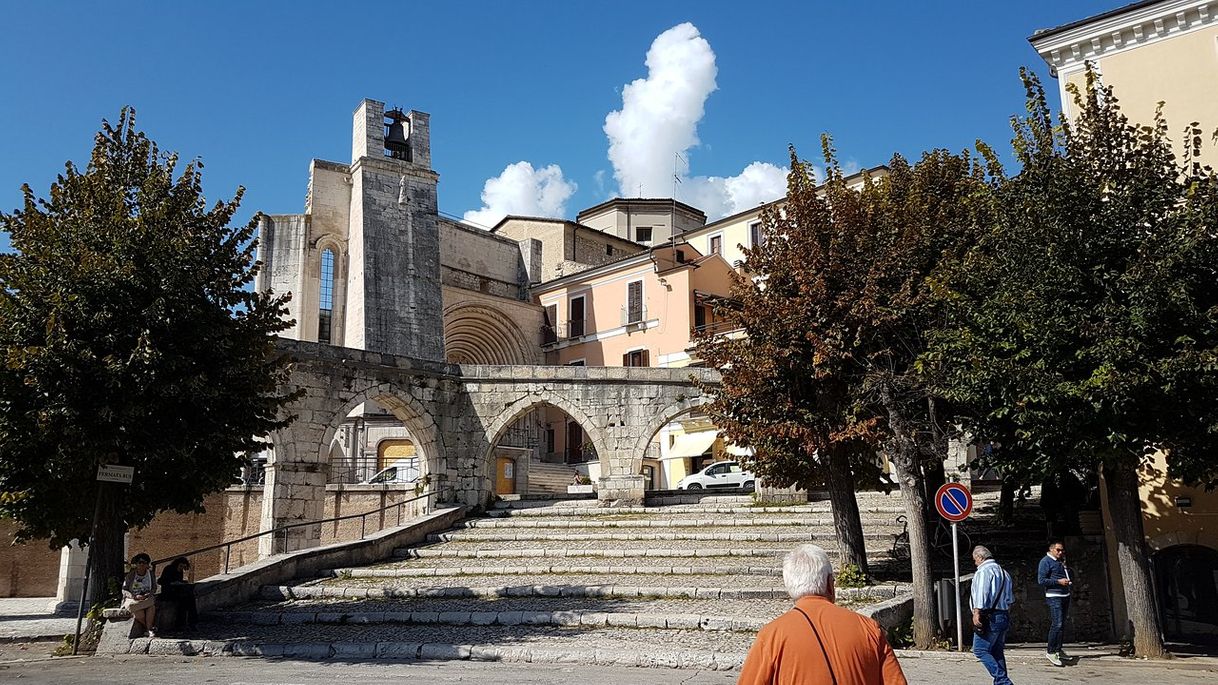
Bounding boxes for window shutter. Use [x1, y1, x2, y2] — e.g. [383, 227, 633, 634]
[627, 281, 642, 323]
[641, 349, 650, 367]
[622, 352, 630, 366]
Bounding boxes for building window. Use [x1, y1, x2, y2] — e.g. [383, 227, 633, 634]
[636, 226, 653, 244]
[709, 234, 722, 255]
[749, 222, 765, 248]
[605, 244, 614, 256]
[566, 359, 586, 366]
[626, 280, 643, 324]
[694, 303, 707, 330]
[318, 248, 336, 344]
[542, 304, 558, 345]
[545, 428, 556, 454]
[623, 349, 650, 367]
[568, 295, 586, 338]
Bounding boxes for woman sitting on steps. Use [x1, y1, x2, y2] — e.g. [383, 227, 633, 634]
[121, 553, 158, 638]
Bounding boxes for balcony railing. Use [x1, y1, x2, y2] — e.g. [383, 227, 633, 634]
[692, 320, 742, 337]
[541, 320, 588, 345]
[620, 305, 648, 326]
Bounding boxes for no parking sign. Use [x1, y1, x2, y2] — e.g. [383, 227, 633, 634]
[935, 482, 973, 522]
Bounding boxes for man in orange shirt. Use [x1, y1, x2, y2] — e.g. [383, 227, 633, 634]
[738, 544, 908, 685]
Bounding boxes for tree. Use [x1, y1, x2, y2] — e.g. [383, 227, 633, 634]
[0, 109, 298, 607]
[692, 147, 878, 578]
[929, 70, 1218, 658]
[695, 142, 986, 650]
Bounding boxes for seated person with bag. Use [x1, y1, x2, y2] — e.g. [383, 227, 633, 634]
[156, 556, 198, 632]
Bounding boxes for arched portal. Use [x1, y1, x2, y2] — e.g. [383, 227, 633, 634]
[443, 302, 537, 365]
[1154, 544, 1218, 644]
[630, 396, 748, 491]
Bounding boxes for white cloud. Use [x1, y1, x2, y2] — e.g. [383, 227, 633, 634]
[462, 161, 577, 229]
[603, 23, 788, 219]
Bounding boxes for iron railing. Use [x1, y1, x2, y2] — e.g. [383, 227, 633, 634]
[151, 487, 452, 575]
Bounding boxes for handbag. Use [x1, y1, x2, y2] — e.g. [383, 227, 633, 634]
[974, 568, 1009, 637]
[794, 607, 838, 685]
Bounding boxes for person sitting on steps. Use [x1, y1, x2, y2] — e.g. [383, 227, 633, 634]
[157, 556, 198, 632]
[121, 552, 158, 638]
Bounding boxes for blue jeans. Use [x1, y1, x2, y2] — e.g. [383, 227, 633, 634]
[974, 610, 1013, 685]
[1046, 596, 1070, 654]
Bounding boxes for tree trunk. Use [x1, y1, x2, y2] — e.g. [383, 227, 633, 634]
[826, 444, 868, 578]
[1104, 461, 1167, 658]
[85, 486, 126, 611]
[881, 387, 938, 649]
[922, 455, 947, 521]
[998, 475, 1016, 526]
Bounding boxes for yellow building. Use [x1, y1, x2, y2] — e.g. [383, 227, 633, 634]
[1032, 0, 1218, 644]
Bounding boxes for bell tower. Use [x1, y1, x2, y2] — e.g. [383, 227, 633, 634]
[345, 99, 444, 362]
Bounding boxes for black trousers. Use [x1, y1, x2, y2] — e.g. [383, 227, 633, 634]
[159, 583, 198, 628]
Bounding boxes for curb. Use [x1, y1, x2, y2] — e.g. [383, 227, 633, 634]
[425, 531, 896, 543]
[125, 637, 748, 670]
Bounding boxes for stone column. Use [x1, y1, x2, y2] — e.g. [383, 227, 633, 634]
[598, 474, 646, 506]
[49, 541, 89, 615]
[259, 461, 327, 557]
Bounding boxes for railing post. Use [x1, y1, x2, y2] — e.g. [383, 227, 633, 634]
[360, 515, 366, 540]
[224, 545, 231, 574]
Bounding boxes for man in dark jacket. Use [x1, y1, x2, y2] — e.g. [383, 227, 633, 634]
[1037, 540, 1072, 666]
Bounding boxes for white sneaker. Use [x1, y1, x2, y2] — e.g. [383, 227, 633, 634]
[1046, 652, 1063, 667]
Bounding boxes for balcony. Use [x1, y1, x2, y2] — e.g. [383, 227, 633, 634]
[541, 319, 588, 346]
[692, 320, 741, 337]
[620, 304, 648, 328]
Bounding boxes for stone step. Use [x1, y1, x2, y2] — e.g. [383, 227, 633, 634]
[392, 546, 794, 560]
[123, 626, 753, 670]
[325, 564, 786, 578]
[456, 515, 898, 529]
[425, 530, 898, 544]
[485, 505, 906, 517]
[261, 583, 797, 602]
[256, 585, 789, 609]
[219, 605, 770, 632]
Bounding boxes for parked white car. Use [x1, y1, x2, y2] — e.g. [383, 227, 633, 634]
[676, 461, 755, 491]
[362, 459, 420, 485]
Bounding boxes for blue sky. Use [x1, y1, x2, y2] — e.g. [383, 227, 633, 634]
[0, 1, 1116, 250]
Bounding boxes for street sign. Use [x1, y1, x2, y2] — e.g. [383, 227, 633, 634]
[935, 482, 972, 522]
[96, 464, 134, 484]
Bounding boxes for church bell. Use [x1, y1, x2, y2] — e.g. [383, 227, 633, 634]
[384, 108, 411, 161]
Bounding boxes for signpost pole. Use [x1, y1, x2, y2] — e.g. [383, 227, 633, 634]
[71, 483, 104, 655]
[952, 521, 962, 652]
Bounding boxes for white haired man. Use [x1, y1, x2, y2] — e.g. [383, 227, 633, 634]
[738, 544, 907, 685]
[971, 545, 1015, 685]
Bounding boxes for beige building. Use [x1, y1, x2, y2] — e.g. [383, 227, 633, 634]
[1032, 0, 1218, 645]
[1031, 0, 1218, 169]
[576, 198, 706, 246]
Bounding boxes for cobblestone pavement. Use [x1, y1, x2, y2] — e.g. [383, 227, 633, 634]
[1, 651, 1215, 684]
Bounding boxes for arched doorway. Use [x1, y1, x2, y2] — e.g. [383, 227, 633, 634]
[482, 395, 606, 497]
[1154, 544, 1218, 644]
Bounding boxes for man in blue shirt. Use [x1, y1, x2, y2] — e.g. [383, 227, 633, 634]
[1037, 540, 1073, 666]
[971, 545, 1015, 685]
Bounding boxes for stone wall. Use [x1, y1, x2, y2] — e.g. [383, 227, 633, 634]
[439, 219, 528, 299]
[0, 518, 60, 597]
[320, 485, 427, 544]
[1000, 535, 1113, 642]
[128, 488, 263, 579]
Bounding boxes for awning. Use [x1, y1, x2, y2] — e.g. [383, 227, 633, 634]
[725, 443, 753, 457]
[666, 431, 718, 459]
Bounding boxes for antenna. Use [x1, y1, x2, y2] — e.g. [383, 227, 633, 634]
[672, 152, 686, 200]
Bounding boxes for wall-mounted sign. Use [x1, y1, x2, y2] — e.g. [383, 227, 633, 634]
[1175, 496, 1192, 508]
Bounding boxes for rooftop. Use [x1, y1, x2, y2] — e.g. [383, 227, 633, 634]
[1029, 0, 1163, 42]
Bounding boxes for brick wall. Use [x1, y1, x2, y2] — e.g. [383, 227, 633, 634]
[128, 488, 262, 579]
[320, 486, 428, 545]
[0, 518, 60, 597]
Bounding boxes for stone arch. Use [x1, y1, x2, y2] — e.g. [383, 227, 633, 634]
[627, 394, 713, 478]
[312, 381, 445, 489]
[478, 391, 608, 484]
[443, 302, 537, 365]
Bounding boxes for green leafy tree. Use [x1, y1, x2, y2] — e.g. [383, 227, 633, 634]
[929, 70, 1218, 658]
[0, 109, 298, 606]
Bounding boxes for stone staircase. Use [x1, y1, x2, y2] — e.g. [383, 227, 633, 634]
[524, 460, 579, 495]
[130, 492, 920, 667]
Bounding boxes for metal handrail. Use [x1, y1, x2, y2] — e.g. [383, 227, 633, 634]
[152, 486, 452, 575]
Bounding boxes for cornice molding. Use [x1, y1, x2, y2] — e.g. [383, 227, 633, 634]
[1031, 0, 1217, 75]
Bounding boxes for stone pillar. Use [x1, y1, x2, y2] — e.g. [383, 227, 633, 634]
[259, 461, 327, 557]
[598, 474, 646, 506]
[50, 541, 89, 615]
[947, 437, 972, 487]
